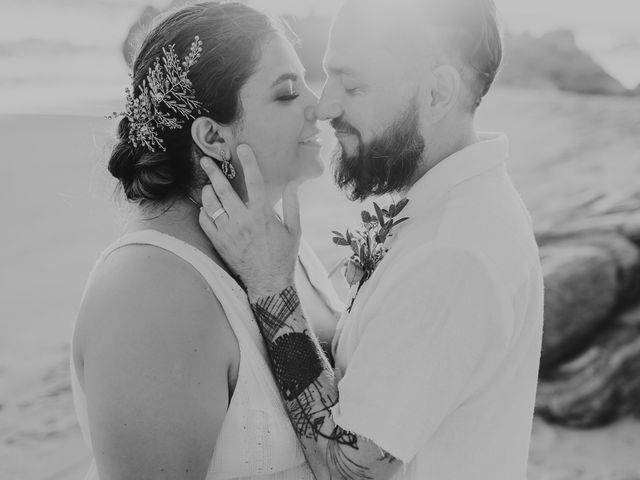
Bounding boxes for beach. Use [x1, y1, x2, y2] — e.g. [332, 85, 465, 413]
[1, 86, 640, 479]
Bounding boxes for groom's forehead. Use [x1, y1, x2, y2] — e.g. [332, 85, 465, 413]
[325, 11, 416, 79]
[331, 1, 396, 45]
[332, 0, 429, 36]
[324, 42, 399, 85]
[327, 0, 429, 66]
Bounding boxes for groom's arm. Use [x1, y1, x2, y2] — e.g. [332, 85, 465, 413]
[197, 149, 399, 479]
[197, 149, 511, 479]
[250, 285, 400, 480]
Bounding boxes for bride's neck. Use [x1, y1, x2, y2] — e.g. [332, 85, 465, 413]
[127, 182, 283, 255]
[235, 179, 282, 210]
[128, 198, 218, 260]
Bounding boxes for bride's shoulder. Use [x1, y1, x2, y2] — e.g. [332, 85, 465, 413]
[74, 242, 237, 366]
[73, 243, 237, 469]
[84, 242, 214, 311]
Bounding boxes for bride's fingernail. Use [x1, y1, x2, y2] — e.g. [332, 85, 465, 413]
[200, 157, 212, 169]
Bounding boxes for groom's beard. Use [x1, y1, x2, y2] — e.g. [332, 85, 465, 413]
[331, 100, 425, 201]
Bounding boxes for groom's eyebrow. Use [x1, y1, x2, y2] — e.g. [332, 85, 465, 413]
[326, 66, 357, 78]
[271, 73, 298, 87]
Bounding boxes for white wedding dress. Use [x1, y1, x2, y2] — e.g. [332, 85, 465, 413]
[71, 229, 343, 480]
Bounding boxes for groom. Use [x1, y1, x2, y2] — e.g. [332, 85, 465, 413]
[200, 0, 543, 479]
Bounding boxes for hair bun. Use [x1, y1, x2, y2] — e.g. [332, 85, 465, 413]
[108, 117, 137, 184]
[108, 117, 179, 202]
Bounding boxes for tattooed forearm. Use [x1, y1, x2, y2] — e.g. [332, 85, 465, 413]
[251, 286, 302, 340]
[251, 286, 399, 480]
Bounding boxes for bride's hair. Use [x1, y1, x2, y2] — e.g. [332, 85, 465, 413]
[108, 2, 284, 203]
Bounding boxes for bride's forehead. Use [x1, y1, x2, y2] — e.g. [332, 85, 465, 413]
[250, 36, 303, 80]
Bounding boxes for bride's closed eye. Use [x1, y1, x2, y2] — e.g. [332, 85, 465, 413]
[275, 79, 299, 102]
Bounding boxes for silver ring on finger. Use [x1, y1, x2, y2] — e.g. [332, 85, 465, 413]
[209, 207, 227, 223]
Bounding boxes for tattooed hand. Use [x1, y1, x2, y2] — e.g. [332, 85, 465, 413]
[199, 144, 301, 300]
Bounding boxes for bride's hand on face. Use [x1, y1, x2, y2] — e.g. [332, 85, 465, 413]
[199, 144, 301, 300]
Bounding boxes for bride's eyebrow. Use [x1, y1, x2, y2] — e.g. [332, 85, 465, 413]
[271, 73, 298, 88]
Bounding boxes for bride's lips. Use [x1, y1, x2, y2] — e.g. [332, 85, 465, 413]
[299, 130, 322, 147]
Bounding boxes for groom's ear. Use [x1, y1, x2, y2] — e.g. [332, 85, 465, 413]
[191, 116, 230, 161]
[426, 64, 461, 123]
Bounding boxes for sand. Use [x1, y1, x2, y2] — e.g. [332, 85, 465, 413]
[1, 86, 640, 479]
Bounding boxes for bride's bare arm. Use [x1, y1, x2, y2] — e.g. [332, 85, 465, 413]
[74, 245, 237, 480]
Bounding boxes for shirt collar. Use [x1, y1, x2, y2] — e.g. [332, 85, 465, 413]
[401, 132, 509, 217]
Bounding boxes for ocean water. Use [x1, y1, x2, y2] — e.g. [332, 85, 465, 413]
[1, 0, 639, 115]
[0, 0, 159, 114]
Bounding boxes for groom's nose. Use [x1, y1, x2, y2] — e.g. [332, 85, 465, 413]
[316, 84, 343, 121]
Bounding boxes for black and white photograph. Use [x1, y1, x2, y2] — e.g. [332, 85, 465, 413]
[1, 0, 640, 479]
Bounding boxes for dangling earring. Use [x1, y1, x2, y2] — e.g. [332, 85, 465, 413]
[219, 148, 236, 180]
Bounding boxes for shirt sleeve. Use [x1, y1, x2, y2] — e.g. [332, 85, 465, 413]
[331, 244, 513, 463]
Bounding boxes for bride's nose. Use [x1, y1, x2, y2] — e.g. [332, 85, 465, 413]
[304, 104, 317, 122]
[302, 84, 319, 121]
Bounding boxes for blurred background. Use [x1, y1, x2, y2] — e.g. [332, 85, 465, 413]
[1, 1, 640, 479]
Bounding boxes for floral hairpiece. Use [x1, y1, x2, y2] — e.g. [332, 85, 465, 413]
[110, 36, 207, 152]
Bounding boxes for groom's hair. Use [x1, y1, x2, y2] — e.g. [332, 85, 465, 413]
[350, 0, 503, 112]
[427, 0, 503, 111]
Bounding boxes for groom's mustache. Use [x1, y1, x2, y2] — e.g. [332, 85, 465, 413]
[330, 117, 361, 138]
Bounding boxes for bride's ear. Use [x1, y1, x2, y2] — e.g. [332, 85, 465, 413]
[191, 117, 231, 161]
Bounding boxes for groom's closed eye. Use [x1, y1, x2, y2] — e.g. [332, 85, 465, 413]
[342, 79, 364, 96]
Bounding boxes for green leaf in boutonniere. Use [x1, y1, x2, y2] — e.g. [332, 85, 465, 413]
[331, 198, 410, 312]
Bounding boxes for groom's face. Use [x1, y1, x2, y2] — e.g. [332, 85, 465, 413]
[317, 1, 427, 200]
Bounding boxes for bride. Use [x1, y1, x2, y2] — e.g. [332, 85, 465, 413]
[71, 2, 342, 479]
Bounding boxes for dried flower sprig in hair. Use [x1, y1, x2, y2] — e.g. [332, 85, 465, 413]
[109, 36, 207, 152]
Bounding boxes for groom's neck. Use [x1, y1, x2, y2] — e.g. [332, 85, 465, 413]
[413, 118, 479, 185]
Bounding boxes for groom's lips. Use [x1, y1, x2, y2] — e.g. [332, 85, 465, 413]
[335, 130, 355, 138]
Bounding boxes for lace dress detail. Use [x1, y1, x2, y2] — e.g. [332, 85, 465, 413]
[71, 230, 321, 480]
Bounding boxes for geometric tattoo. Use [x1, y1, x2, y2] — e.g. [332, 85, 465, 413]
[251, 286, 397, 480]
[270, 331, 323, 400]
[252, 286, 300, 339]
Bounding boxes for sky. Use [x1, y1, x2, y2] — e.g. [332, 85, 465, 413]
[228, 0, 640, 42]
[253, 0, 640, 29]
[1, 0, 639, 113]
[2, 0, 639, 45]
[186, 0, 640, 87]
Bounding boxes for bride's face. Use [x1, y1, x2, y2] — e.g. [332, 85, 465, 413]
[230, 35, 323, 194]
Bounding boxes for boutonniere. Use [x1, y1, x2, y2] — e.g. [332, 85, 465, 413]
[331, 198, 410, 312]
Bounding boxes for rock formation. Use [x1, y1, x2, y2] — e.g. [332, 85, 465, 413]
[499, 30, 629, 96]
[536, 223, 640, 428]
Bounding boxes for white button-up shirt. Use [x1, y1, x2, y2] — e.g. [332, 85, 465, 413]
[331, 133, 544, 480]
